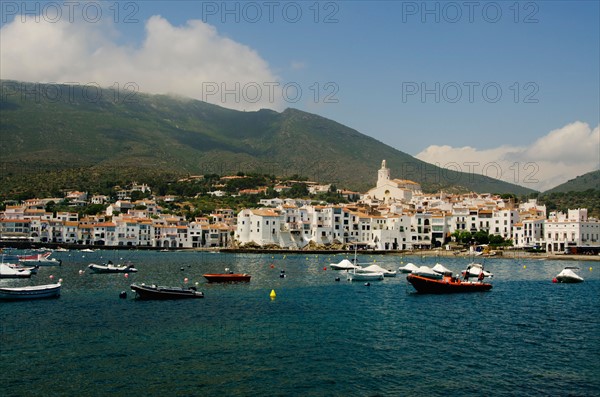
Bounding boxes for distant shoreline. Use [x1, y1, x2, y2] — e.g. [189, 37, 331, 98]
[2, 241, 598, 261]
[219, 248, 600, 261]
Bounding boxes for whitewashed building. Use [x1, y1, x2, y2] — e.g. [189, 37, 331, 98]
[545, 209, 600, 253]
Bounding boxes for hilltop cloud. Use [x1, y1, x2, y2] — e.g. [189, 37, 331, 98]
[0, 14, 281, 111]
[415, 122, 600, 192]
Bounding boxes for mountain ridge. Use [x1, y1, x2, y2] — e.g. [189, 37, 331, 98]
[0, 80, 535, 197]
[543, 170, 600, 193]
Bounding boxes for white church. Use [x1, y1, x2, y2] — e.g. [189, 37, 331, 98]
[365, 160, 422, 203]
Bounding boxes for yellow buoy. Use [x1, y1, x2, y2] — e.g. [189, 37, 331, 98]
[523, 265, 527, 269]
[270, 289, 276, 299]
[589, 267, 593, 271]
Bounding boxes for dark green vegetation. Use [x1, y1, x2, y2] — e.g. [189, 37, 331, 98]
[544, 170, 600, 193]
[1, 80, 535, 199]
[524, 170, 600, 218]
[536, 190, 600, 219]
[451, 230, 513, 247]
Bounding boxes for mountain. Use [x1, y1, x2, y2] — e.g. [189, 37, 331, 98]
[0, 80, 535, 197]
[543, 170, 600, 193]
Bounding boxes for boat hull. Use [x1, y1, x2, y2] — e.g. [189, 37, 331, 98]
[19, 253, 62, 266]
[130, 284, 204, 300]
[347, 271, 384, 281]
[0, 283, 61, 300]
[0, 263, 32, 278]
[88, 264, 138, 274]
[555, 276, 584, 283]
[407, 274, 492, 294]
[203, 274, 251, 283]
[554, 268, 584, 283]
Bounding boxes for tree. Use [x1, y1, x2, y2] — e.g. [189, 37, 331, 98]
[45, 200, 56, 213]
[288, 183, 309, 198]
[489, 234, 505, 245]
[473, 231, 489, 245]
[84, 204, 106, 216]
[265, 187, 279, 198]
[452, 230, 472, 245]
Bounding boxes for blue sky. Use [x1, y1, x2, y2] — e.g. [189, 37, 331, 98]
[1, 1, 599, 190]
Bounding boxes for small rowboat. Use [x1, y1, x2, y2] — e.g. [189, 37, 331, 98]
[0, 283, 61, 300]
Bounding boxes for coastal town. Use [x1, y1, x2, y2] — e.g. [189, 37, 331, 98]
[1, 161, 598, 255]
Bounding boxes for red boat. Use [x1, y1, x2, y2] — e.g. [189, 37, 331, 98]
[203, 273, 251, 283]
[407, 274, 492, 294]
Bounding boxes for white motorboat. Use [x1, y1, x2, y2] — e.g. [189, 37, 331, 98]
[0, 262, 33, 278]
[432, 263, 453, 276]
[461, 263, 493, 280]
[0, 283, 61, 300]
[398, 263, 419, 273]
[346, 267, 384, 281]
[554, 267, 584, 283]
[361, 264, 397, 277]
[412, 265, 443, 279]
[19, 252, 62, 266]
[88, 262, 138, 274]
[330, 259, 361, 270]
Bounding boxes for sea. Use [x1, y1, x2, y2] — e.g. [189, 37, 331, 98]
[1, 250, 599, 397]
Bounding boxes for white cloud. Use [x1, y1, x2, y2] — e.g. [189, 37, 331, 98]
[290, 61, 307, 70]
[0, 14, 282, 111]
[415, 122, 600, 192]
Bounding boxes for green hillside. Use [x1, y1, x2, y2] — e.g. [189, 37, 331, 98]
[0, 80, 535, 198]
[544, 170, 600, 193]
[536, 170, 600, 218]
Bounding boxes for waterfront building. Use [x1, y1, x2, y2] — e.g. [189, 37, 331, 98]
[235, 208, 284, 247]
[545, 209, 600, 253]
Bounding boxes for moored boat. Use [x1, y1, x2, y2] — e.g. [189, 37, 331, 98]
[398, 263, 419, 273]
[431, 263, 453, 276]
[0, 262, 33, 278]
[330, 259, 361, 270]
[19, 252, 62, 266]
[461, 263, 493, 280]
[407, 274, 492, 294]
[88, 262, 138, 274]
[0, 283, 61, 300]
[203, 273, 251, 283]
[346, 268, 384, 281]
[361, 264, 397, 277]
[130, 283, 204, 300]
[553, 267, 584, 283]
[412, 265, 443, 279]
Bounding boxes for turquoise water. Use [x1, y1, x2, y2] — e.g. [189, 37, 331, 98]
[1, 250, 599, 396]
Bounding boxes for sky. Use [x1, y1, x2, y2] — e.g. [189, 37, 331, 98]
[1, 1, 599, 191]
